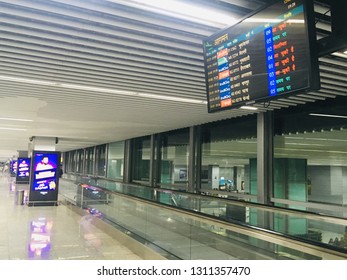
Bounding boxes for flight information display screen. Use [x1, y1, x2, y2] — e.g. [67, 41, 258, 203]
[203, 0, 319, 113]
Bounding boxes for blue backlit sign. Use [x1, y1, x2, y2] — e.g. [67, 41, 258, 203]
[32, 153, 59, 191]
[28, 151, 61, 206]
[16, 157, 31, 183]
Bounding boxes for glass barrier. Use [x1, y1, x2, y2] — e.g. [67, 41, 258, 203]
[58, 177, 347, 260]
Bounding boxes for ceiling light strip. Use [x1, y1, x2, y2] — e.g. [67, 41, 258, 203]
[310, 113, 347, 119]
[0, 127, 27, 131]
[0, 117, 33, 122]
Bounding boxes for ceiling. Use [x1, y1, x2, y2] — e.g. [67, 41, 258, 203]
[0, 0, 346, 161]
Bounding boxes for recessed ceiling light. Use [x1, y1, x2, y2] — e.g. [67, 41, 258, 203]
[332, 52, 347, 58]
[0, 117, 33, 122]
[0, 127, 27, 131]
[240, 106, 258, 111]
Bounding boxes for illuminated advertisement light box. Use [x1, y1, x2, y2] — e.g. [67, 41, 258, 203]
[16, 157, 31, 183]
[28, 151, 61, 206]
[10, 160, 17, 176]
[203, 0, 320, 113]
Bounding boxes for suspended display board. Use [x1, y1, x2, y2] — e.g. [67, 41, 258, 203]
[203, 0, 320, 113]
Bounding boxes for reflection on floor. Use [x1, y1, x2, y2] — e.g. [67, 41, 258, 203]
[0, 175, 145, 260]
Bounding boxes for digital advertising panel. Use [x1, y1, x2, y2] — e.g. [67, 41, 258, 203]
[28, 151, 61, 206]
[16, 157, 31, 183]
[10, 160, 17, 177]
[203, 0, 319, 113]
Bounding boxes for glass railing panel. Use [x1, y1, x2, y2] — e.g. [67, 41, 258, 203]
[58, 179, 346, 259]
[61, 176, 347, 256]
[144, 205, 193, 259]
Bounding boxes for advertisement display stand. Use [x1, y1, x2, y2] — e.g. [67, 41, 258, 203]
[10, 160, 17, 177]
[15, 157, 31, 184]
[28, 151, 61, 206]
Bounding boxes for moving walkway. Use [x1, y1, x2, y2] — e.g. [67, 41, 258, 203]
[58, 176, 347, 260]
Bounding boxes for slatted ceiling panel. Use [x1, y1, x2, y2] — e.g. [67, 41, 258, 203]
[321, 72, 347, 86]
[320, 57, 347, 68]
[2, 0, 215, 39]
[0, 70, 204, 96]
[307, 92, 333, 99]
[217, 0, 264, 10]
[0, 58, 205, 88]
[0, 88, 200, 110]
[0, 30, 203, 64]
[297, 93, 321, 100]
[0, 69, 205, 99]
[0, 37, 203, 72]
[101, 0, 245, 29]
[0, 60, 204, 86]
[0, 23, 203, 54]
[319, 90, 347, 98]
[0, 31, 204, 70]
[78, 0, 214, 34]
[320, 68, 347, 83]
[0, 0, 346, 160]
[0, 98, 213, 127]
[0, 82, 207, 106]
[315, 1, 347, 100]
[320, 85, 347, 96]
[320, 66, 347, 78]
[0, 74, 206, 101]
[1, 44, 203, 74]
[283, 98, 307, 105]
[320, 79, 347, 89]
[320, 73, 347, 84]
[288, 95, 316, 102]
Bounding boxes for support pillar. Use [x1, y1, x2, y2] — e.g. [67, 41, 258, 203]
[257, 112, 273, 205]
[29, 136, 58, 155]
[256, 112, 274, 232]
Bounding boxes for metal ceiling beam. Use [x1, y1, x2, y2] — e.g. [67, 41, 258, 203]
[318, 35, 347, 57]
[317, 0, 347, 56]
[330, 0, 347, 36]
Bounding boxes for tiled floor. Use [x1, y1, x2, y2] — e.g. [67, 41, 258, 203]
[0, 175, 143, 260]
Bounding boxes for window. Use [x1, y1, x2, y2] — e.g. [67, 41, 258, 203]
[159, 128, 189, 190]
[107, 141, 125, 180]
[201, 115, 257, 195]
[85, 147, 95, 175]
[132, 136, 151, 183]
[95, 144, 106, 177]
[274, 95, 347, 217]
[76, 149, 85, 174]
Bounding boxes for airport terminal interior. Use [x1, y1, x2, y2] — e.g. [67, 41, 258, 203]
[0, 0, 347, 260]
